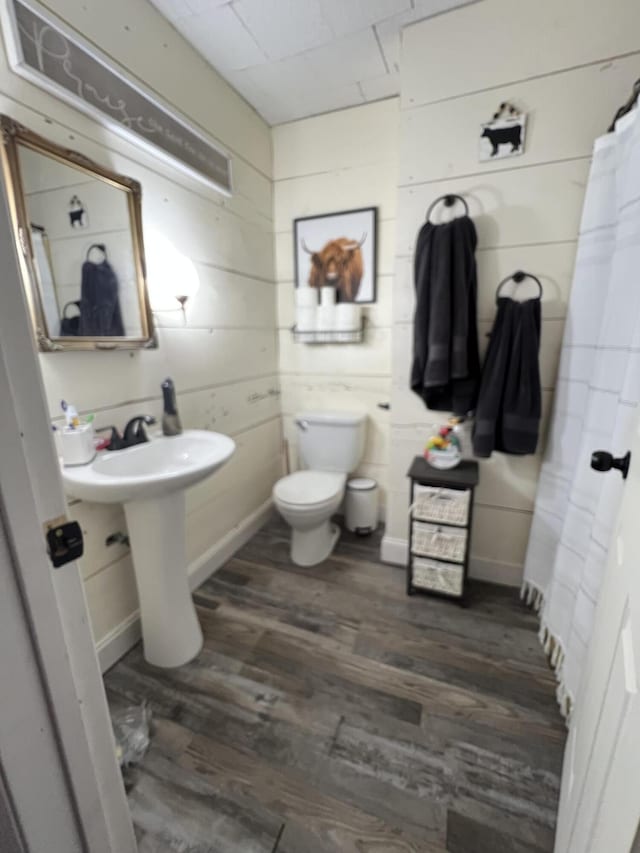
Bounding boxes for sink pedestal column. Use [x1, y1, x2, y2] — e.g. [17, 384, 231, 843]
[124, 492, 203, 668]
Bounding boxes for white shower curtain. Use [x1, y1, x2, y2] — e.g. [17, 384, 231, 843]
[523, 105, 640, 717]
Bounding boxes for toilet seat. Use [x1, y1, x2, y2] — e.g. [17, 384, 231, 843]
[273, 470, 346, 508]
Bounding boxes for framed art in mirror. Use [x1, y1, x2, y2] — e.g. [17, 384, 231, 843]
[0, 114, 155, 351]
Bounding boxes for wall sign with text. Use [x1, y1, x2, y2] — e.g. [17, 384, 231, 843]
[5, 0, 232, 195]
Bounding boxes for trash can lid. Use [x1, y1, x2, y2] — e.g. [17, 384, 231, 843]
[347, 477, 377, 491]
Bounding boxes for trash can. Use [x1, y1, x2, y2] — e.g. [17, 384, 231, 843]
[345, 477, 378, 535]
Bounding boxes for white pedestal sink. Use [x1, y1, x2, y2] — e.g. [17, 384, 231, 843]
[62, 431, 235, 668]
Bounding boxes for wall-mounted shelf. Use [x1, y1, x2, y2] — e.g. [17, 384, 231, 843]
[292, 320, 365, 344]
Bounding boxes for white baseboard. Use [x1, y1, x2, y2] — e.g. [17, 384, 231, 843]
[188, 498, 275, 591]
[379, 535, 522, 588]
[97, 498, 275, 673]
[97, 611, 141, 673]
[468, 556, 522, 588]
[380, 535, 407, 566]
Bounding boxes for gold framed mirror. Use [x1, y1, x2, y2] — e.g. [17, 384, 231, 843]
[0, 115, 155, 351]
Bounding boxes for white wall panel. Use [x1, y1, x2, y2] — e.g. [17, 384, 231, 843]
[41, 327, 278, 418]
[84, 554, 138, 646]
[402, 0, 640, 109]
[387, 0, 635, 584]
[2, 0, 279, 654]
[273, 101, 397, 519]
[400, 54, 640, 186]
[396, 159, 591, 257]
[273, 99, 399, 180]
[274, 163, 397, 231]
[394, 242, 577, 326]
[470, 506, 533, 579]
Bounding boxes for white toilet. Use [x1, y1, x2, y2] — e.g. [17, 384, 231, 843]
[273, 411, 366, 566]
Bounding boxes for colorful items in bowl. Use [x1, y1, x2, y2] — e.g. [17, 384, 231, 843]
[424, 425, 462, 470]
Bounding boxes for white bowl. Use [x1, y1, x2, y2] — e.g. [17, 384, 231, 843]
[425, 445, 461, 470]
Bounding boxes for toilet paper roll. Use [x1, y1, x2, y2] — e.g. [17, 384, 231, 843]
[316, 304, 335, 332]
[296, 305, 316, 332]
[335, 303, 361, 330]
[320, 286, 337, 307]
[295, 286, 318, 308]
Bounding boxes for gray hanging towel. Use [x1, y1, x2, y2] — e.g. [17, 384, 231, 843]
[410, 216, 481, 415]
[79, 244, 125, 337]
[472, 296, 541, 457]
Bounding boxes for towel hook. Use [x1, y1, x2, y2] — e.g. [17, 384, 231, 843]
[495, 270, 543, 303]
[426, 194, 469, 223]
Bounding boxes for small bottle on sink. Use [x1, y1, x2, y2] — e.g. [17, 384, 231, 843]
[161, 378, 182, 436]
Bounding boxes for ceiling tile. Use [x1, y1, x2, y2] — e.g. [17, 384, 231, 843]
[374, 0, 474, 73]
[148, 0, 193, 22]
[281, 82, 366, 123]
[319, 0, 411, 37]
[374, 20, 402, 73]
[302, 27, 387, 90]
[149, 0, 476, 124]
[231, 28, 386, 99]
[185, 0, 231, 12]
[175, 5, 266, 71]
[268, 84, 366, 125]
[359, 71, 400, 101]
[412, 0, 477, 17]
[232, 0, 334, 61]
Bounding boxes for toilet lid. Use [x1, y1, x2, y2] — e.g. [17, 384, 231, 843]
[274, 470, 345, 506]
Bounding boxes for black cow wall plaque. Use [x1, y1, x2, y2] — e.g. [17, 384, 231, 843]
[479, 102, 526, 162]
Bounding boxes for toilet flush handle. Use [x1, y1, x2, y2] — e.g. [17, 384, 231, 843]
[295, 418, 309, 431]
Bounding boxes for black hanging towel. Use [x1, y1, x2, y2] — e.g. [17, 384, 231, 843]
[472, 295, 541, 457]
[411, 202, 481, 415]
[79, 244, 125, 337]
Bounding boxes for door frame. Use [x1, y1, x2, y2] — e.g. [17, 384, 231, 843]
[0, 154, 136, 851]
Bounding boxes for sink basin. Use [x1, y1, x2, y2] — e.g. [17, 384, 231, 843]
[61, 429, 236, 669]
[62, 430, 235, 503]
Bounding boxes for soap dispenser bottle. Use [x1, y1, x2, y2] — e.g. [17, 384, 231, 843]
[161, 378, 182, 436]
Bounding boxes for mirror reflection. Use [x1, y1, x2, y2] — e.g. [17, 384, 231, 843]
[18, 145, 142, 339]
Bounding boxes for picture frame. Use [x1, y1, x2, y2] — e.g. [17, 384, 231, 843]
[293, 207, 377, 304]
[479, 109, 526, 162]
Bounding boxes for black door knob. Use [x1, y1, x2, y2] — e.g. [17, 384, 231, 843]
[590, 450, 631, 480]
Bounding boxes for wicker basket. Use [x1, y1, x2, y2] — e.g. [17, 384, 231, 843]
[412, 485, 470, 527]
[411, 521, 467, 564]
[412, 557, 464, 596]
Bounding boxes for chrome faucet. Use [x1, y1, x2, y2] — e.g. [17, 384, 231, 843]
[161, 378, 182, 436]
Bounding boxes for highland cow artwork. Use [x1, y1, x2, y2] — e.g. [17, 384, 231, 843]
[294, 207, 377, 303]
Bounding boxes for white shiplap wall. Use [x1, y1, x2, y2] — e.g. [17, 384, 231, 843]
[384, 0, 640, 585]
[0, 0, 280, 665]
[273, 99, 399, 512]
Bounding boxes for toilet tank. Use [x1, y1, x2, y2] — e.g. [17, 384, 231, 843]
[295, 411, 366, 473]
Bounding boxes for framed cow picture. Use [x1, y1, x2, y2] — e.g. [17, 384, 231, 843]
[479, 102, 526, 162]
[293, 207, 377, 303]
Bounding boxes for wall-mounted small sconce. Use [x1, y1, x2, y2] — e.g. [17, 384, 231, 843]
[146, 229, 200, 322]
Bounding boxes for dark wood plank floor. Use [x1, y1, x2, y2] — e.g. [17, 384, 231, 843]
[105, 517, 566, 853]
